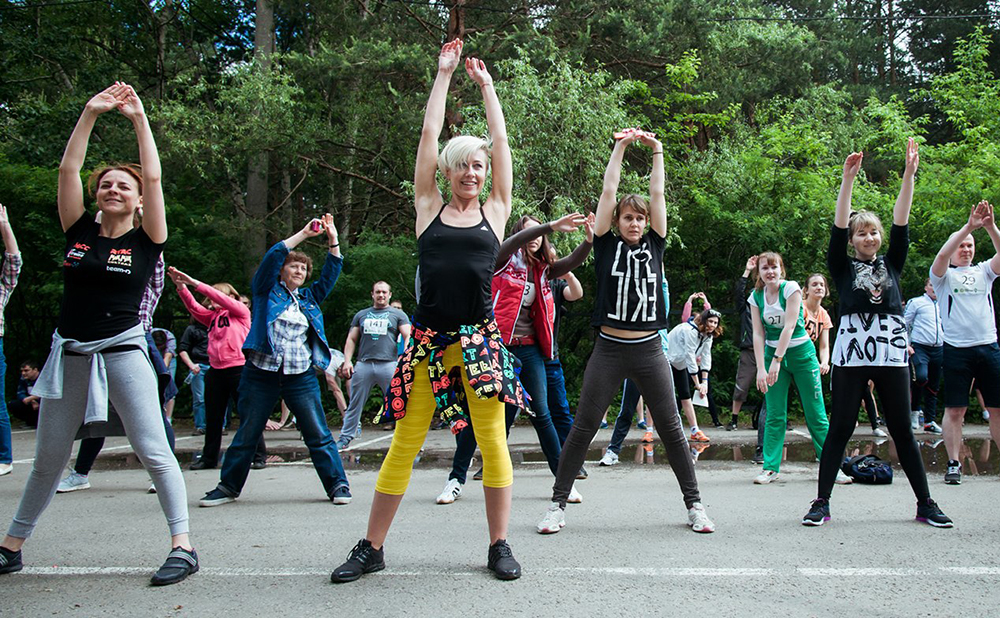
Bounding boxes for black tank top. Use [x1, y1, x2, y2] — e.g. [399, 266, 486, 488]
[414, 206, 499, 332]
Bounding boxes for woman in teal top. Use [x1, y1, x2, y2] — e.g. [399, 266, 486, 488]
[749, 252, 830, 484]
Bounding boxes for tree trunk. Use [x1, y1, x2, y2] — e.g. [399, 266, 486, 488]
[244, 0, 275, 276]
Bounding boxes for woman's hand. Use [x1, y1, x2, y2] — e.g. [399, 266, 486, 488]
[438, 38, 463, 74]
[613, 127, 643, 146]
[756, 370, 769, 394]
[636, 131, 661, 151]
[550, 212, 586, 233]
[744, 255, 758, 274]
[167, 266, 200, 288]
[903, 137, 919, 177]
[301, 218, 325, 238]
[842, 152, 863, 179]
[116, 84, 145, 122]
[0, 203, 9, 226]
[820, 362, 830, 375]
[698, 382, 708, 397]
[465, 56, 493, 87]
[265, 419, 283, 431]
[584, 212, 595, 243]
[767, 358, 781, 386]
[85, 83, 128, 115]
[322, 213, 339, 244]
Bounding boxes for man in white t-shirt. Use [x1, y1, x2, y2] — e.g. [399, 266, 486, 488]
[929, 200, 1000, 485]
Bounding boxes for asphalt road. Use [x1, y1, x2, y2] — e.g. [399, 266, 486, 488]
[1, 425, 998, 618]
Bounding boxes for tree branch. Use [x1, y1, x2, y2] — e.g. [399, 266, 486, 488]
[300, 155, 407, 200]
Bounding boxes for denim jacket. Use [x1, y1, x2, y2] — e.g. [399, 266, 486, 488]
[242, 241, 343, 372]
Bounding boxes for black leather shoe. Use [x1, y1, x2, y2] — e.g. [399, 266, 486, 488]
[150, 547, 198, 586]
[250, 460, 267, 470]
[487, 539, 521, 580]
[330, 539, 385, 583]
[189, 458, 216, 471]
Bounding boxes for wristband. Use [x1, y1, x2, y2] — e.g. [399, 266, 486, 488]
[653, 151, 663, 155]
[329, 243, 339, 248]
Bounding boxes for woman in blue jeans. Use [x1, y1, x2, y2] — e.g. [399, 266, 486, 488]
[198, 214, 351, 507]
[435, 212, 593, 505]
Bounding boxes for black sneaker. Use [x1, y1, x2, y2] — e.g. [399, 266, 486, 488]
[916, 498, 954, 528]
[189, 457, 216, 471]
[331, 486, 352, 505]
[472, 468, 483, 481]
[726, 421, 737, 431]
[250, 459, 267, 470]
[199, 488, 235, 507]
[330, 539, 385, 583]
[751, 446, 764, 464]
[150, 547, 199, 586]
[944, 460, 962, 485]
[575, 466, 588, 480]
[487, 539, 521, 580]
[802, 498, 830, 526]
[0, 546, 23, 575]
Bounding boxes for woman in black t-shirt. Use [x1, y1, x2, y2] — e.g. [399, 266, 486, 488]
[537, 128, 715, 536]
[803, 139, 952, 528]
[0, 84, 198, 586]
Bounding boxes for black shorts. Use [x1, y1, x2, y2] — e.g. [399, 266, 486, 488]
[670, 364, 693, 400]
[942, 343, 1000, 408]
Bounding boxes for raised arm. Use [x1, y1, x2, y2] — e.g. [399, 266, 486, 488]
[0, 203, 19, 257]
[834, 152, 863, 230]
[734, 256, 756, 316]
[414, 40, 462, 226]
[637, 132, 666, 237]
[58, 84, 128, 231]
[494, 213, 585, 268]
[117, 85, 166, 244]
[894, 138, 919, 226]
[595, 134, 636, 236]
[550, 212, 595, 278]
[981, 202, 1000, 276]
[465, 57, 512, 229]
[931, 201, 988, 278]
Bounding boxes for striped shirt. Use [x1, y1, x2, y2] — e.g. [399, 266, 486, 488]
[139, 256, 165, 333]
[0, 252, 22, 337]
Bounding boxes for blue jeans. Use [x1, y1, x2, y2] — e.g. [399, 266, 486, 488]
[217, 364, 348, 498]
[545, 358, 574, 445]
[190, 363, 210, 430]
[0, 338, 10, 464]
[910, 342, 942, 423]
[608, 379, 642, 455]
[449, 343, 562, 481]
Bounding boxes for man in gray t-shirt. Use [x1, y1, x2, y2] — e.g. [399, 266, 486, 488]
[336, 281, 411, 448]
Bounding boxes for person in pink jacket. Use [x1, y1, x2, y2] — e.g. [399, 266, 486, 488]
[168, 267, 263, 470]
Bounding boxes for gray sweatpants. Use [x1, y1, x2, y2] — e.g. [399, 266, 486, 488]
[8, 351, 189, 538]
[339, 359, 396, 441]
[552, 335, 702, 509]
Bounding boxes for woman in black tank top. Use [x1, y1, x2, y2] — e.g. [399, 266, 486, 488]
[332, 39, 524, 583]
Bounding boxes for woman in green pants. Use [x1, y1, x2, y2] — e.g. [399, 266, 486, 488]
[749, 252, 830, 484]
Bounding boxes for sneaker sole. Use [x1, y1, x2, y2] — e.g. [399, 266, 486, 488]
[537, 521, 565, 534]
[944, 477, 962, 485]
[916, 517, 954, 528]
[56, 483, 91, 493]
[801, 517, 830, 526]
[0, 564, 23, 574]
[330, 562, 385, 583]
[332, 497, 352, 505]
[488, 566, 522, 580]
[753, 476, 779, 485]
[198, 497, 235, 507]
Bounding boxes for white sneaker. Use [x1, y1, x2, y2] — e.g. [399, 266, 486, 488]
[148, 482, 157, 494]
[910, 410, 921, 431]
[435, 478, 463, 504]
[923, 421, 943, 435]
[0, 463, 11, 476]
[687, 502, 715, 533]
[835, 470, 854, 485]
[598, 450, 619, 466]
[872, 427, 888, 438]
[754, 470, 779, 484]
[983, 410, 990, 421]
[537, 502, 565, 534]
[56, 471, 91, 493]
[567, 484, 583, 504]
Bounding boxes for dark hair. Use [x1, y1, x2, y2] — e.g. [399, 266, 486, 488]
[283, 251, 313, 279]
[510, 215, 555, 268]
[151, 330, 168, 352]
[20, 360, 40, 371]
[694, 309, 724, 338]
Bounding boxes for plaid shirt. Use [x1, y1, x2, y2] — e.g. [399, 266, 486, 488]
[0, 252, 23, 337]
[245, 286, 312, 374]
[139, 256, 165, 333]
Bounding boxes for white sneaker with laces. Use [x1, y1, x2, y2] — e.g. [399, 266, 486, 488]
[687, 502, 715, 533]
[835, 470, 854, 485]
[56, 471, 91, 493]
[0, 463, 11, 476]
[567, 484, 583, 504]
[923, 421, 943, 435]
[598, 450, 619, 466]
[754, 469, 779, 484]
[537, 502, 566, 534]
[435, 478, 463, 504]
[910, 410, 921, 431]
[872, 427, 888, 438]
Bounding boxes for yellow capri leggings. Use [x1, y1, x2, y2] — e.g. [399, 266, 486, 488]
[375, 344, 512, 494]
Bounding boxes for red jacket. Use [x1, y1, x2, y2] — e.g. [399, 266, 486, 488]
[492, 251, 556, 359]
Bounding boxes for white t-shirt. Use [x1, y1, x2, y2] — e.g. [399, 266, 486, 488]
[929, 261, 999, 348]
[747, 281, 810, 348]
[831, 313, 909, 367]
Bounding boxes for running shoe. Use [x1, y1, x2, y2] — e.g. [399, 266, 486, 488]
[923, 422, 943, 435]
[835, 470, 854, 485]
[600, 420, 608, 429]
[576, 466, 588, 480]
[331, 486, 352, 505]
[435, 478, 463, 504]
[536, 503, 565, 534]
[150, 547, 199, 586]
[487, 539, 521, 580]
[754, 469, 779, 484]
[984, 410, 991, 421]
[944, 460, 962, 485]
[687, 502, 715, 533]
[751, 446, 764, 464]
[713, 422, 725, 429]
[0, 546, 22, 574]
[472, 468, 484, 481]
[641, 431, 654, 443]
[910, 410, 921, 431]
[872, 427, 888, 438]
[599, 450, 619, 466]
[199, 488, 235, 507]
[802, 498, 830, 526]
[916, 498, 954, 528]
[726, 421, 737, 431]
[637, 421, 648, 430]
[330, 539, 385, 583]
[56, 471, 90, 493]
[335, 436, 352, 451]
[690, 429, 710, 443]
[567, 484, 583, 504]
[0, 464, 11, 476]
[148, 482, 157, 494]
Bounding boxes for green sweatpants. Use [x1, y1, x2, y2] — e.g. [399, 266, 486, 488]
[762, 341, 829, 472]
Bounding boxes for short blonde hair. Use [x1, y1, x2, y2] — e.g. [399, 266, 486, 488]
[438, 135, 491, 176]
[212, 282, 240, 300]
[848, 210, 885, 240]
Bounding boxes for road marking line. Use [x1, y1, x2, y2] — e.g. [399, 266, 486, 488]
[799, 568, 921, 576]
[941, 567, 1000, 575]
[341, 434, 394, 452]
[12, 429, 35, 435]
[11, 436, 200, 465]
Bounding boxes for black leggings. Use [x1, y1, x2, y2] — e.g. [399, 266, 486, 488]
[817, 365, 929, 501]
[203, 365, 266, 466]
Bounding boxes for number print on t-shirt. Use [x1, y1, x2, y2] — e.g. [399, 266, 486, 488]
[520, 281, 536, 308]
[947, 268, 988, 296]
[851, 260, 892, 305]
[607, 241, 658, 322]
[363, 313, 391, 340]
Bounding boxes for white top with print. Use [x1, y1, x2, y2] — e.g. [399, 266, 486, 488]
[831, 313, 909, 367]
[929, 261, 999, 348]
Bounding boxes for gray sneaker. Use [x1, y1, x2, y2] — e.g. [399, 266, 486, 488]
[335, 436, 353, 451]
[944, 461, 962, 485]
[56, 472, 91, 493]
